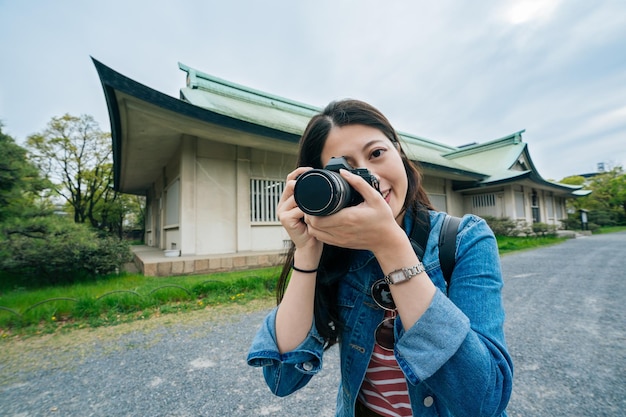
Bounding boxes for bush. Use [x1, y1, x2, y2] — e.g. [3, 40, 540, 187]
[514, 221, 533, 237]
[562, 214, 581, 230]
[532, 222, 557, 237]
[563, 210, 626, 230]
[482, 216, 518, 236]
[0, 215, 132, 287]
[587, 222, 601, 233]
[588, 210, 618, 227]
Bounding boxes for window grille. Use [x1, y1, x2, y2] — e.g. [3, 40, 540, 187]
[250, 179, 285, 223]
[472, 193, 496, 208]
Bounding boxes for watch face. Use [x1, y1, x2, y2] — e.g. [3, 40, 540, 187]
[385, 264, 424, 285]
[389, 270, 407, 284]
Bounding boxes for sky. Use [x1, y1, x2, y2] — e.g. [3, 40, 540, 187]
[1, 0, 625, 181]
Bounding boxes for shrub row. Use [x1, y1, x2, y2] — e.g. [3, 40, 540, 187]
[0, 215, 132, 288]
[482, 216, 559, 237]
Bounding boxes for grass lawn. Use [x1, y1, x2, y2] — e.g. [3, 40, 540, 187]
[495, 235, 564, 255]
[0, 267, 280, 338]
[592, 225, 626, 234]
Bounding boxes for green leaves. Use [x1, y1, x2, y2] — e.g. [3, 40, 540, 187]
[0, 125, 50, 222]
[1, 215, 132, 287]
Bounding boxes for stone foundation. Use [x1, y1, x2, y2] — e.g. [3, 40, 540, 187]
[131, 246, 284, 277]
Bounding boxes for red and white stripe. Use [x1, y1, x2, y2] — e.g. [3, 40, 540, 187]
[359, 315, 412, 417]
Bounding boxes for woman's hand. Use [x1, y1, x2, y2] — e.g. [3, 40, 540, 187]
[278, 167, 324, 262]
[305, 169, 405, 253]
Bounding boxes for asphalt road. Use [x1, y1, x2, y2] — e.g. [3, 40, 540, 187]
[1, 232, 625, 416]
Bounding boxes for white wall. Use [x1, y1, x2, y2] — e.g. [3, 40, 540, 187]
[195, 155, 237, 254]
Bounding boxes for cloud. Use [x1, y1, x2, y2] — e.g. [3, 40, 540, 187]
[0, 0, 624, 180]
[501, 0, 562, 25]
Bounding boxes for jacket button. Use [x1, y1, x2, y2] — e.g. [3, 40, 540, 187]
[423, 396, 434, 407]
[302, 361, 313, 371]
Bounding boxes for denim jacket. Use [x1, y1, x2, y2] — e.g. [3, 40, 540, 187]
[247, 211, 513, 416]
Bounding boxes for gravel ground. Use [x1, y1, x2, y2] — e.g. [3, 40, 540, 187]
[501, 232, 626, 417]
[1, 232, 625, 417]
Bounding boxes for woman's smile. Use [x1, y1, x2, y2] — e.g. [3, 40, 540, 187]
[381, 188, 391, 204]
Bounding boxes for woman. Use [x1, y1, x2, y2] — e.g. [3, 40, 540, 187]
[247, 99, 513, 416]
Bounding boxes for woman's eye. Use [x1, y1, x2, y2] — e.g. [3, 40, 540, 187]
[371, 149, 386, 159]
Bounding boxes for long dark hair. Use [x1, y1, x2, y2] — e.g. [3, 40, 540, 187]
[276, 99, 433, 347]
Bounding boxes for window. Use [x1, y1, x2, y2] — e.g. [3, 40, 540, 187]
[468, 193, 499, 217]
[531, 190, 540, 222]
[515, 192, 525, 219]
[546, 195, 554, 220]
[165, 179, 180, 227]
[556, 198, 564, 219]
[472, 194, 496, 208]
[145, 199, 153, 232]
[250, 179, 285, 223]
[429, 193, 447, 212]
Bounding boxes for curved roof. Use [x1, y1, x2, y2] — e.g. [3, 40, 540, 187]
[446, 131, 589, 195]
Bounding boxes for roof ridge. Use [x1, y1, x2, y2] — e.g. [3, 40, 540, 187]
[444, 129, 526, 158]
[398, 131, 459, 153]
[178, 62, 320, 117]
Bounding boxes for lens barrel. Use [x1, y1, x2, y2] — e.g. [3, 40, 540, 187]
[294, 169, 353, 216]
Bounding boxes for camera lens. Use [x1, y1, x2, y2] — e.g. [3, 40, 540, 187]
[294, 169, 353, 216]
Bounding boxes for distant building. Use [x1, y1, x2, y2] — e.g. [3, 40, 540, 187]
[579, 162, 610, 181]
[93, 59, 589, 275]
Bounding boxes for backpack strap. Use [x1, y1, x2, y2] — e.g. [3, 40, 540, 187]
[408, 208, 461, 291]
[439, 215, 461, 288]
[408, 206, 430, 261]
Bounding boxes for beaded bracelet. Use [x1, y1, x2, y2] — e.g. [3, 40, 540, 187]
[292, 264, 318, 274]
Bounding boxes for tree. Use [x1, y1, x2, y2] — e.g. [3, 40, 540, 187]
[609, 171, 626, 216]
[1, 120, 134, 287]
[92, 191, 144, 238]
[559, 175, 586, 187]
[25, 114, 125, 231]
[0, 123, 51, 222]
[560, 175, 588, 213]
[592, 166, 626, 222]
[561, 166, 626, 226]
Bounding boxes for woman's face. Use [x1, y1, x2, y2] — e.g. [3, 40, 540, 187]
[321, 124, 408, 224]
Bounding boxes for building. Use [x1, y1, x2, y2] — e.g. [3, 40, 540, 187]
[93, 58, 588, 276]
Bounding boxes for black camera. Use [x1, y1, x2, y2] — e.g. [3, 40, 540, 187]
[293, 156, 380, 216]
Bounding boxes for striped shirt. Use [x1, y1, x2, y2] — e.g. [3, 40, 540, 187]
[359, 311, 412, 417]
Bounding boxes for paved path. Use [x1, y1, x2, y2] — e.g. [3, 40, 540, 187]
[1, 232, 625, 416]
[502, 232, 625, 416]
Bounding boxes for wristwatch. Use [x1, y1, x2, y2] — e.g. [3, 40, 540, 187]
[384, 262, 425, 285]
